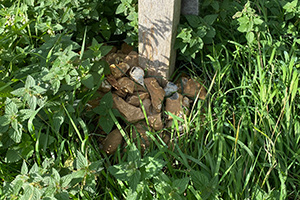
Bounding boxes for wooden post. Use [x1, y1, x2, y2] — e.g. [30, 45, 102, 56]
[139, 0, 181, 86]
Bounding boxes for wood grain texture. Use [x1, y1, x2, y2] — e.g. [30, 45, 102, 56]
[138, 0, 181, 86]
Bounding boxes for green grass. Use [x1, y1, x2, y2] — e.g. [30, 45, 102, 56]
[0, 0, 299, 199]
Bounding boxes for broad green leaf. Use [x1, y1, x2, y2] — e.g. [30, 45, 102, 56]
[116, 3, 126, 14]
[82, 74, 94, 89]
[28, 95, 37, 110]
[0, 115, 11, 126]
[89, 160, 103, 173]
[108, 163, 130, 181]
[204, 14, 218, 25]
[5, 98, 18, 115]
[76, 151, 88, 169]
[21, 160, 28, 175]
[25, 75, 35, 88]
[5, 149, 21, 163]
[246, 31, 255, 44]
[128, 145, 141, 165]
[52, 168, 61, 182]
[99, 116, 114, 134]
[9, 121, 22, 143]
[93, 92, 113, 114]
[53, 110, 64, 133]
[185, 15, 202, 28]
[190, 170, 210, 190]
[19, 109, 36, 121]
[143, 157, 165, 179]
[128, 170, 141, 191]
[172, 177, 190, 194]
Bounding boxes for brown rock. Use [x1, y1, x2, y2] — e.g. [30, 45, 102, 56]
[141, 98, 152, 116]
[124, 51, 139, 67]
[133, 83, 147, 92]
[102, 129, 123, 155]
[165, 93, 184, 120]
[183, 78, 206, 100]
[127, 92, 150, 106]
[110, 62, 130, 79]
[121, 43, 134, 54]
[106, 75, 126, 97]
[148, 113, 163, 131]
[106, 53, 126, 65]
[144, 77, 165, 113]
[113, 94, 145, 123]
[118, 77, 135, 94]
[99, 80, 111, 93]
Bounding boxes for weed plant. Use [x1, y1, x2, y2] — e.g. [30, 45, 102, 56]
[0, 0, 299, 199]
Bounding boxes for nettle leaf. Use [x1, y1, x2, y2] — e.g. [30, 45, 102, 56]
[108, 162, 130, 181]
[204, 14, 218, 25]
[76, 151, 88, 169]
[28, 95, 37, 110]
[143, 157, 166, 179]
[5, 98, 18, 115]
[5, 149, 21, 163]
[0, 115, 11, 126]
[53, 109, 64, 133]
[93, 92, 113, 114]
[11, 87, 26, 97]
[19, 109, 36, 121]
[99, 116, 114, 134]
[185, 15, 202, 28]
[172, 177, 190, 194]
[128, 169, 141, 191]
[25, 75, 35, 89]
[9, 120, 22, 143]
[82, 74, 94, 89]
[21, 160, 28, 175]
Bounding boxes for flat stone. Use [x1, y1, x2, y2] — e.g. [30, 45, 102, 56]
[130, 66, 145, 87]
[183, 78, 206, 100]
[148, 113, 163, 131]
[124, 51, 139, 67]
[141, 98, 152, 116]
[99, 80, 111, 93]
[106, 75, 126, 97]
[144, 77, 165, 113]
[118, 77, 135, 94]
[164, 82, 178, 96]
[113, 94, 145, 123]
[126, 92, 150, 106]
[165, 92, 184, 120]
[102, 129, 123, 155]
[110, 62, 130, 79]
[106, 52, 127, 65]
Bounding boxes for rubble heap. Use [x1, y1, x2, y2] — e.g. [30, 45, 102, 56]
[94, 44, 207, 155]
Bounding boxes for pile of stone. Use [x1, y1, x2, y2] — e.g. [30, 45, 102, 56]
[97, 44, 206, 155]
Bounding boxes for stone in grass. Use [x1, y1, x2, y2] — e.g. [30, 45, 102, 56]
[110, 62, 130, 79]
[141, 98, 152, 116]
[102, 129, 123, 155]
[183, 78, 206, 100]
[106, 52, 127, 65]
[124, 51, 139, 68]
[144, 77, 166, 113]
[130, 66, 145, 87]
[148, 113, 164, 131]
[117, 77, 135, 94]
[99, 80, 111, 93]
[126, 92, 150, 107]
[113, 94, 145, 123]
[165, 92, 184, 120]
[164, 82, 178, 97]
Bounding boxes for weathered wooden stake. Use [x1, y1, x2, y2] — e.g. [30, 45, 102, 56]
[139, 0, 181, 86]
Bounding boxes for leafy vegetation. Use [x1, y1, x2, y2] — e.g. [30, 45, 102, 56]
[0, 0, 299, 199]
